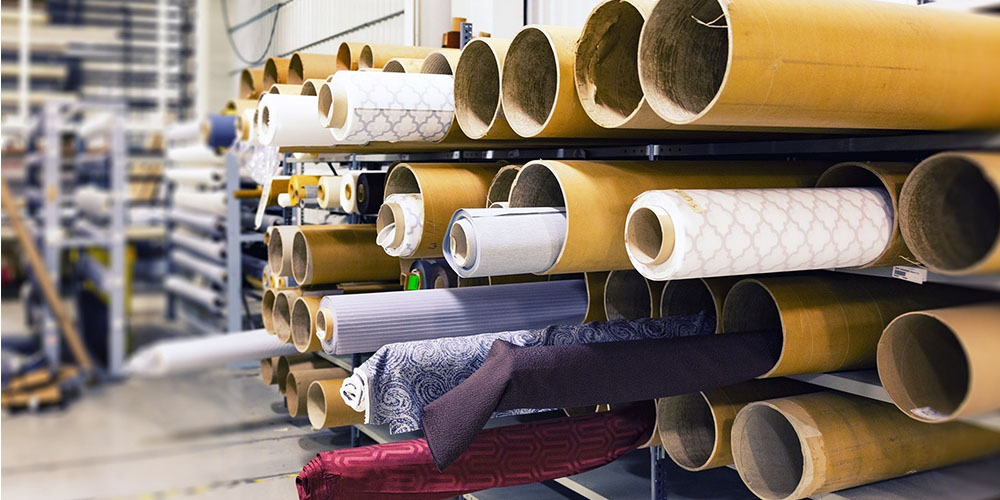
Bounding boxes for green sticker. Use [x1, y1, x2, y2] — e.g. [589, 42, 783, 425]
[406, 273, 420, 290]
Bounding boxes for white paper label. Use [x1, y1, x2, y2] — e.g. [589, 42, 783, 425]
[891, 266, 927, 284]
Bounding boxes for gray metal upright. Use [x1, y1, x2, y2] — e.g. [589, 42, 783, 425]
[41, 103, 61, 366]
[107, 111, 128, 375]
[224, 152, 243, 332]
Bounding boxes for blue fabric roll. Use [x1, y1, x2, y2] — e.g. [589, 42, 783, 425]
[205, 113, 237, 149]
[408, 259, 457, 289]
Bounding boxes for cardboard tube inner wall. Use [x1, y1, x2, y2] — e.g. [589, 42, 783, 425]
[721, 273, 994, 378]
[285, 367, 349, 418]
[307, 378, 365, 429]
[239, 68, 264, 99]
[899, 152, 1000, 275]
[288, 52, 339, 84]
[420, 48, 462, 75]
[299, 78, 325, 96]
[259, 357, 277, 384]
[731, 392, 1000, 500]
[358, 44, 437, 70]
[603, 269, 665, 320]
[584, 271, 609, 323]
[381, 163, 501, 259]
[275, 355, 332, 393]
[656, 378, 817, 471]
[335, 42, 366, 71]
[660, 277, 738, 333]
[261, 288, 277, 334]
[267, 225, 298, 277]
[485, 165, 522, 208]
[815, 161, 916, 268]
[273, 290, 298, 343]
[454, 38, 518, 140]
[382, 57, 425, 73]
[878, 303, 1000, 422]
[267, 83, 302, 95]
[291, 225, 400, 285]
[291, 296, 325, 353]
[507, 160, 824, 275]
[263, 57, 292, 89]
[637, 0, 1000, 129]
[225, 98, 257, 117]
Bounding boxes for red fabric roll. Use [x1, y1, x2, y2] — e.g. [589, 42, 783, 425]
[296, 403, 654, 500]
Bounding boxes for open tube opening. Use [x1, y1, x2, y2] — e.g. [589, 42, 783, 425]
[575, 0, 646, 126]
[657, 393, 717, 470]
[900, 156, 1000, 272]
[639, 0, 729, 123]
[336, 43, 353, 71]
[358, 46, 374, 69]
[733, 404, 805, 500]
[879, 314, 969, 420]
[286, 373, 302, 415]
[486, 167, 519, 206]
[421, 52, 453, 75]
[260, 106, 272, 135]
[318, 83, 334, 123]
[508, 163, 564, 208]
[604, 270, 653, 320]
[300, 80, 319, 96]
[266, 228, 284, 274]
[328, 79, 350, 130]
[722, 281, 783, 364]
[291, 298, 315, 353]
[451, 221, 472, 267]
[660, 279, 717, 327]
[291, 231, 311, 284]
[383, 60, 405, 72]
[306, 381, 327, 428]
[316, 308, 334, 341]
[289, 53, 304, 83]
[626, 207, 674, 265]
[502, 28, 558, 137]
[273, 293, 293, 341]
[264, 58, 278, 88]
[455, 41, 502, 139]
[259, 358, 275, 384]
[261, 289, 277, 333]
[240, 69, 257, 98]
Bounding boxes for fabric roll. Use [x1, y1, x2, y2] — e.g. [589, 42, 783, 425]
[408, 259, 456, 289]
[339, 171, 361, 213]
[164, 168, 223, 186]
[317, 280, 589, 355]
[167, 145, 222, 164]
[124, 329, 296, 377]
[376, 193, 424, 257]
[170, 230, 224, 260]
[316, 176, 342, 209]
[257, 94, 334, 147]
[170, 249, 226, 283]
[327, 71, 455, 143]
[626, 188, 893, 281]
[174, 190, 227, 217]
[296, 403, 654, 500]
[169, 208, 223, 234]
[165, 120, 202, 143]
[422, 330, 780, 469]
[204, 113, 237, 148]
[74, 186, 110, 218]
[343, 314, 713, 433]
[355, 171, 386, 215]
[442, 207, 568, 278]
[165, 276, 222, 311]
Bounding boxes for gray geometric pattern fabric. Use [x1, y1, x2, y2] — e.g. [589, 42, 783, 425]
[330, 71, 454, 143]
[627, 187, 893, 280]
[376, 193, 424, 257]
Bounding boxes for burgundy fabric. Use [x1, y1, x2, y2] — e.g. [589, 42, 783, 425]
[422, 330, 780, 469]
[296, 403, 654, 500]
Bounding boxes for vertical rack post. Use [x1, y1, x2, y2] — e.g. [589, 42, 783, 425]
[225, 152, 243, 332]
[107, 108, 128, 375]
[41, 103, 62, 367]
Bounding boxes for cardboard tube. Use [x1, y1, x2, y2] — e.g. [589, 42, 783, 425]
[239, 68, 264, 99]
[660, 277, 737, 333]
[420, 48, 462, 75]
[899, 152, 1000, 275]
[454, 38, 518, 140]
[307, 378, 365, 429]
[731, 392, 1000, 500]
[336, 41, 366, 71]
[291, 296, 324, 353]
[656, 379, 817, 471]
[358, 44, 437, 70]
[273, 290, 299, 343]
[722, 273, 994, 378]
[262, 288, 278, 334]
[263, 57, 292, 89]
[288, 174, 321, 206]
[381, 163, 501, 259]
[878, 303, 1000, 422]
[285, 367, 350, 417]
[267, 225, 298, 277]
[289, 52, 339, 84]
[267, 83, 302, 95]
[291, 225, 400, 285]
[224, 98, 257, 117]
[637, 0, 1000, 130]
[603, 269, 666, 320]
[299, 78, 325, 96]
[584, 271, 609, 323]
[275, 355, 332, 393]
[485, 165, 521, 208]
[816, 161, 916, 268]
[507, 160, 824, 274]
[260, 357, 278, 384]
[382, 57, 425, 73]
[317, 81, 337, 128]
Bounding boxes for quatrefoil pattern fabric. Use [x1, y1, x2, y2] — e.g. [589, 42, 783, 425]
[330, 71, 455, 143]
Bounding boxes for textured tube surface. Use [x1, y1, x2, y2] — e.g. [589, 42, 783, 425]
[275, 355, 333, 393]
[288, 52, 339, 83]
[382, 57, 425, 73]
[285, 367, 350, 417]
[358, 44, 436, 69]
[637, 0, 1000, 129]
[318, 280, 589, 355]
[604, 269, 666, 320]
[307, 378, 364, 429]
[878, 303, 1000, 422]
[123, 329, 296, 377]
[291, 224, 399, 285]
[454, 38, 518, 140]
[485, 165, 521, 208]
[420, 48, 462, 75]
[731, 392, 1000, 500]
[262, 56, 291, 89]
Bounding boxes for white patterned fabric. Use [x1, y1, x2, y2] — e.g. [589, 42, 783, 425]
[341, 314, 714, 434]
[329, 71, 455, 144]
[376, 193, 424, 257]
[626, 187, 893, 281]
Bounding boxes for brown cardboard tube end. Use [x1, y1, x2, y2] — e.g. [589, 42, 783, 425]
[316, 308, 334, 342]
[604, 270, 655, 320]
[455, 40, 505, 140]
[731, 403, 804, 500]
[626, 206, 674, 266]
[292, 296, 323, 353]
[273, 292, 294, 343]
[502, 27, 557, 138]
[656, 393, 716, 471]
[420, 51, 456, 75]
[291, 230, 310, 285]
[260, 357, 277, 384]
[308, 378, 362, 429]
[261, 288, 277, 334]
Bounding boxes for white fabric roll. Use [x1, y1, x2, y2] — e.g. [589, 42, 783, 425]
[376, 193, 424, 257]
[442, 207, 567, 278]
[340, 171, 361, 213]
[328, 71, 455, 143]
[124, 329, 297, 377]
[318, 280, 588, 355]
[164, 168, 223, 186]
[625, 187, 894, 281]
[171, 230, 225, 260]
[277, 193, 293, 207]
[317, 176, 342, 209]
[167, 145, 223, 164]
[165, 275, 223, 311]
[171, 249, 226, 283]
[75, 186, 111, 217]
[169, 208, 223, 233]
[164, 120, 202, 143]
[173, 190, 227, 216]
[257, 94, 336, 147]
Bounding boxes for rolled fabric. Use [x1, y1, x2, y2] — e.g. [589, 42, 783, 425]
[326, 71, 455, 143]
[407, 259, 456, 290]
[307, 379, 365, 429]
[257, 94, 334, 147]
[339, 171, 361, 213]
[454, 38, 517, 140]
[239, 68, 265, 99]
[419, 48, 461, 75]
[291, 224, 399, 285]
[637, 0, 1000, 130]
[262, 56, 291, 89]
[174, 190, 227, 217]
[164, 276, 223, 312]
[342, 314, 713, 433]
[296, 403, 654, 500]
[355, 171, 386, 215]
[335, 41, 366, 71]
[266, 225, 298, 277]
[285, 367, 350, 417]
[877, 303, 1000, 422]
[75, 186, 111, 217]
[442, 207, 567, 278]
[660, 277, 738, 333]
[422, 329, 780, 469]
[167, 145, 222, 164]
[163, 168, 223, 186]
[316, 176, 341, 209]
[170, 249, 226, 283]
[288, 52, 339, 83]
[731, 392, 1000, 500]
[656, 378, 817, 471]
[123, 329, 296, 377]
[603, 269, 665, 320]
[169, 207, 223, 233]
[203, 113, 237, 148]
[315, 280, 589, 355]
[357, 44, 437, 70]
[382, 57, 425, 73]
[165, 120, 202, 143]
[625, 187, 894, 281]
[277, 193, 293, 208]
[376, 193, 424, 257]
